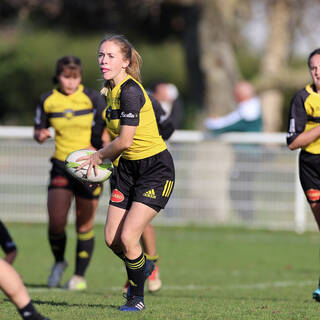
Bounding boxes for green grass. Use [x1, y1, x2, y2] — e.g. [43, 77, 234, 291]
[1, 224, 320, 319]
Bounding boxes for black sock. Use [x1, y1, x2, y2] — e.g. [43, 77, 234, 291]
[125, 252, 146, 297]
[75, 230, 94, 276]
[18, 301, 40, 320]
[48, 231, 66, 262]
[114, 251, 126, 261]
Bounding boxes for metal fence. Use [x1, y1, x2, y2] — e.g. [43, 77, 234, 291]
[0, 126, 313, 232]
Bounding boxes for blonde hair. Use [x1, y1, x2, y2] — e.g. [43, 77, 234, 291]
[98, 34, 142, 90]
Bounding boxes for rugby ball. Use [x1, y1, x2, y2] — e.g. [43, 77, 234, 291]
[65, 149, 113, 183]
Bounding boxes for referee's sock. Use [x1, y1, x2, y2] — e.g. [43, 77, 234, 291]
[75, 229, 94, 276]
[48, 231, 66, 262]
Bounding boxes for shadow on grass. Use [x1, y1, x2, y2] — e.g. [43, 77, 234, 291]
[24, 283, 49, 289]
[4, 298, 120, 310]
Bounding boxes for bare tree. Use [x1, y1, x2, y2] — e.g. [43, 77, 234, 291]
[258, 0, 298, 132]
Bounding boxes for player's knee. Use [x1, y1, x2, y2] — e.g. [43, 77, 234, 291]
[105, 233, 116, 249]
[120, 231, 138, 252]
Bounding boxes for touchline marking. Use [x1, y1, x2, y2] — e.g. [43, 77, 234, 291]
[26, 280, 314, 293]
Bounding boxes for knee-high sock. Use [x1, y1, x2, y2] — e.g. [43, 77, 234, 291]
[145, 253, 160, 265]
[125, 252, 146, 297]
[75, 230, 94, 276]
[48, 231, 66, 262]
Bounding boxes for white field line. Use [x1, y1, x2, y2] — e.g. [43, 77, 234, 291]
[26, 280, 314, 293]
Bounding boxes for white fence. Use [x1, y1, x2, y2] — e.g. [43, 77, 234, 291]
[0, 126, 313, 232]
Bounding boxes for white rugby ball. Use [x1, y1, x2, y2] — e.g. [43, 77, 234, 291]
[65, 149, 113, 183]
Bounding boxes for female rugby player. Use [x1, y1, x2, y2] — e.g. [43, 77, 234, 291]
[79, 34, 175, 311]
[34, 56, 106, 290]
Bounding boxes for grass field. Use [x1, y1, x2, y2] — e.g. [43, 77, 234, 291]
[1, 223, 320, 319]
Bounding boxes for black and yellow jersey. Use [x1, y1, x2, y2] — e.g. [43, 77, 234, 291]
[287, 84, 320, 154]
[34, 84, 106, 161]
[104, 75, 167, 160]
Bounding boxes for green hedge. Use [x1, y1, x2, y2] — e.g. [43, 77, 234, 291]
[0, 29, 187, 125]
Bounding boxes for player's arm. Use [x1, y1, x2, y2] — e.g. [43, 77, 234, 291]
[89, 90, 107, 150]
[286, 92, 320, 150]
[33, 94, 51, 144]
[288, 126, 320, 150]
[33, 128, 51, 144]
[78, 81, 142, 173]
[98, 82, 142, 160]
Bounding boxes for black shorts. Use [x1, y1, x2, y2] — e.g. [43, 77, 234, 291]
[0, 220, 17, 254]
[109, 149, 175, 212]
[299, 150, 320, 203]
[49, 158, 102, 199]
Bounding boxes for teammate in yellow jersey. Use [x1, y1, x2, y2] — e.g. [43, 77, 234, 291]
[287, 48, 320, 302]
[33, 56, 106, 291]
[119, 88, 178, 294]
[78, 34, 175, 312]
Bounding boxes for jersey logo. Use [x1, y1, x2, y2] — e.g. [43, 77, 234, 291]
[93, 185, 102, 196]
[289, 118, 295, 133]
[162, 180, 174, 198]
[111, 189, 124, 203]
[63, 109, 75, 119]
[120, 111, 138, 119]
[143, 189, 156, 199]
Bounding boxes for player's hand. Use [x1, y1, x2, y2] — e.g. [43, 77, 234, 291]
[76, 150, 103, 178]
[34, 129, 51, 143]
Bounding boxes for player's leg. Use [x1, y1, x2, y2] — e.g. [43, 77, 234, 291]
[0, 259, 50, 320]
[119, 202, 157, 311]
[105, 205, 127, 256]
[122, 223, 160, 293]
[310, 202, 320, 301]
[63, 195, 99, 290]
[141, 223, 162, 292]
[299, 153, 320, 301]
[0, 220, 18, 265]
[47, 188, 72, 287]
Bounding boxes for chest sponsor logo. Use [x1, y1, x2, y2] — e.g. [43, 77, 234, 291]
[111, 189, 124, 203]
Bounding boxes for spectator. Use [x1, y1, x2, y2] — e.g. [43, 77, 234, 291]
[204, 81, 263, 221]
[150, 81, 184, 132]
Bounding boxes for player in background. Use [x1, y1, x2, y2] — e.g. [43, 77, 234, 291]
[33, 56, 106, 291]
[0, 220, 17, 264]
[78, 34, 175, 311]
[120, 91, 177, 293]
[0, 258, 50, 319]
[286, 48, 320, 301]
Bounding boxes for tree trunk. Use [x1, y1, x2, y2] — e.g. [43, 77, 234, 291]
[198, 0, 240, 123]
[259, 0, 295, 132]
